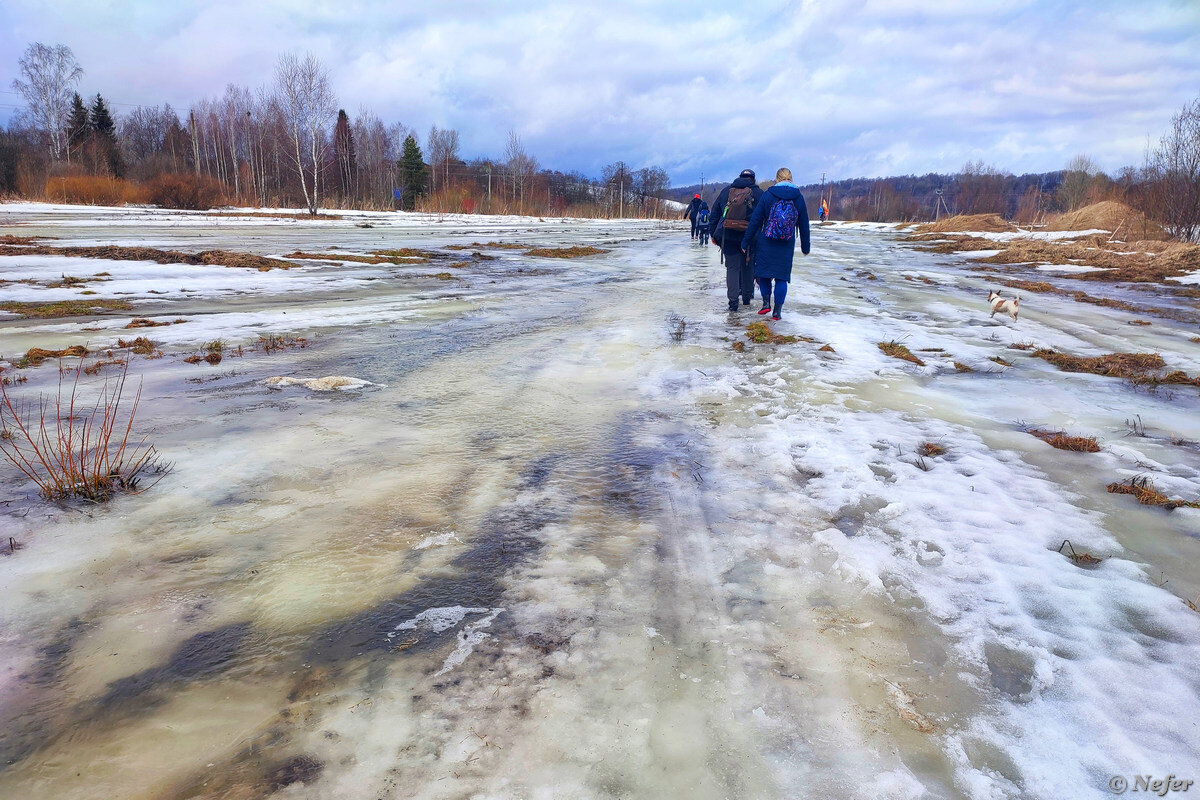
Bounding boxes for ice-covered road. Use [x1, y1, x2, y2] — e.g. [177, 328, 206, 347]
[2, 206, 1200, 800]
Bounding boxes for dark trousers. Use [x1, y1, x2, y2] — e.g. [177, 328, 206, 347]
[690, 217, 700, 238]
[756, 278, 788, 309]
[723, 242, 754, 307]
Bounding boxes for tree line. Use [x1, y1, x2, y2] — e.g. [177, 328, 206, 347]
[2, 44, 676, 218]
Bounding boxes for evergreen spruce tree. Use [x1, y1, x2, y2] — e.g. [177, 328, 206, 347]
[66, 92, 90, 162]
[334, 109, 356, 200]
[89, 94, 124, 177]
[396, 134, 428, 210]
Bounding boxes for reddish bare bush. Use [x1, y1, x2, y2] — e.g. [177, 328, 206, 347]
[146, 172, 227, 210]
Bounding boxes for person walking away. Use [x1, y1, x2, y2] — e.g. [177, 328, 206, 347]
[709, 169, 763, 313]
[683, 194, 704, 239]
[742, 167, 810, 320]
[696, 202, 710, 245]
[819, 197, 829, 222]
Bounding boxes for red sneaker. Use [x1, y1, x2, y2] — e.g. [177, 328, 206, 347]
[757, 306, 771, 315]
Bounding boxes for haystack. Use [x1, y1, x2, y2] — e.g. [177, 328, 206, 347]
[913, 214, 1017, 234]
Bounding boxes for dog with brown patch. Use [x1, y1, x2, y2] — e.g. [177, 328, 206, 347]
[988, 290, 1019, 321]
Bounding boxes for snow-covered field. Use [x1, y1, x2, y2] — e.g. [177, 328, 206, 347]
[2, 204, 1199, 799]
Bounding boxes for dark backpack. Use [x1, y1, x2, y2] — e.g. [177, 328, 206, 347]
[763, 197, 798, 240]
[721, 187, 753, 231]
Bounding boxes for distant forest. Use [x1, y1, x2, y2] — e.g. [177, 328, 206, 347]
[670, 168, 1075, 224]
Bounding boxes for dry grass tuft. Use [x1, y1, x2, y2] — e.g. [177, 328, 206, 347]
[525, 246, 609, 258]
[746, 321, 799, 344]
[1032, 349, 1164, 379]
[878, 341, 925, 365]
[1028, 429, 1101, 452]
[989, 356, 1014, 367]
[124, 318, 171, 328]
[1128, 320, 1152, 326]
[731, 340, 745, 352]
[919, 442, 946, 457]
[0, 243, 292, 271]
[1107, 475, 1200, 509]
[23, 345, 89, 366]
[818, 344, 835, 352]
[116, 337, 158, 356]
[1009, 342, 1037, 351]
[0, 234, 43, 245]
[1057, 540, 1103, 566]
[953, 361, 974, 372]
[0, 299, 133, 319]
[256, 334, 309, 354]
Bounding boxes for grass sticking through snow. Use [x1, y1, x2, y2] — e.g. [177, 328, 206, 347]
[878, 341, 925, 365]
[1107, 475, 1200, 509]
[525, 246, 609, 258]
[746, 321, 799, 344]
[1029, 429, 1101, 452]
[0, 299, 133, 319]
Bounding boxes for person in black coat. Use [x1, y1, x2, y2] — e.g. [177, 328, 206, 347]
[682, 194, 704, 239]
[709, 169, 763, 312]
[741, 167, 811, 320]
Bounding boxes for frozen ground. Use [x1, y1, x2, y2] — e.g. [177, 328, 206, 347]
[2, 204, 1200, 800]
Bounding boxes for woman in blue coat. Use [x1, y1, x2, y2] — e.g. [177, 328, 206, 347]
[741, 167, 811, 320]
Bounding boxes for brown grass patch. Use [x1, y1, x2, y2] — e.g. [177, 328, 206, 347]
[23, 345, 89, 365]
[1045, 201, 1166, 239]
[124, 318, 173, 328]
[0, 299, 133, 319]
[1032, 349, 1164, 379]
[525, 246, 609, 258]
[285, 250, 427, 265]
[445, 241, 527, 250]
[919, 443, 946, 457]
[953, 361, 974, 372]
[1128, 319, 1152, 326]
[913, 214, 1017, 234]
[1028, 429, 1101, 452]
[1107, 476, 1200, 509]
[746, 321, 799, 344]
[1009, 342, 1036, 350]
[83, 357, 128, 376]
[989, 356, 1013, 367]
[0, 244, 292, 271]
[256, 334, 308, 353]
[426, 273, 456, 280]
[878, 341, 925, 365]
[818, 344, 835, 352]
[1191, 336, 1200, 343]
[731, 340, 745, 352]
[978, 237, 1200, 283]
[0, 234, 43, 245]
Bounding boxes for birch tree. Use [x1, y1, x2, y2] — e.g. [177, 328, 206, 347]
[11, 43, 84, 159]
[273, 52, 336, 216]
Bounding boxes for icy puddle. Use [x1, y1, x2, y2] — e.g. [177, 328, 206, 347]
[2, 206, 1200, 799]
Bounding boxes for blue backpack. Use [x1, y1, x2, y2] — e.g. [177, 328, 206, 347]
[763, 197, 798, 240]
[697, 208, 709, 226]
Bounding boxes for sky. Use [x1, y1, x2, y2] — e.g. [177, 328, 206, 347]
[2, 0, 1199, 186]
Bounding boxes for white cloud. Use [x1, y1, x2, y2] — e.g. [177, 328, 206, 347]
[1, 0, 1197, 183]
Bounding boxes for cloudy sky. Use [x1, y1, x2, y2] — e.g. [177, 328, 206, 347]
[2, 0, 1198, 186]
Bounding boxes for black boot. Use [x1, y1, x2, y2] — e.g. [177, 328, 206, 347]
[772, 303, 782, 321]
[728, 300, 739, 313]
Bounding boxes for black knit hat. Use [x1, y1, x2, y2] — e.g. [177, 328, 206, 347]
[739, 169, 756, 180]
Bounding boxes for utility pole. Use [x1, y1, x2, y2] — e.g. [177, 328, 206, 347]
[619, 179, 624, 218]
[820, 172, 826, 205]
[700, 171, 704, 199]
[487, 166, 491, 208]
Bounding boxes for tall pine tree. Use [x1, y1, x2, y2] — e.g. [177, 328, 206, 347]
[396, 134, 427, 210]
[334, 109, 355, 200]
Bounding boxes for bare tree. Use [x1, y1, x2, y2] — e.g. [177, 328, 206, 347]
[1146, 97, 1200, 242]
[504, 131, 537, 212]
[1056, 154, 1102, 212]
[273, 52, 336, 216]
[11, 43, 84, 159]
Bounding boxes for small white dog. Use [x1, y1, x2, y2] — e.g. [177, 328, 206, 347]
[988, 290, 1020, 321]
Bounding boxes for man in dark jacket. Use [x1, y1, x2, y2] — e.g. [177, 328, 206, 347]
[709, 169, 763, 312]
[683, 194, 704, 238]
